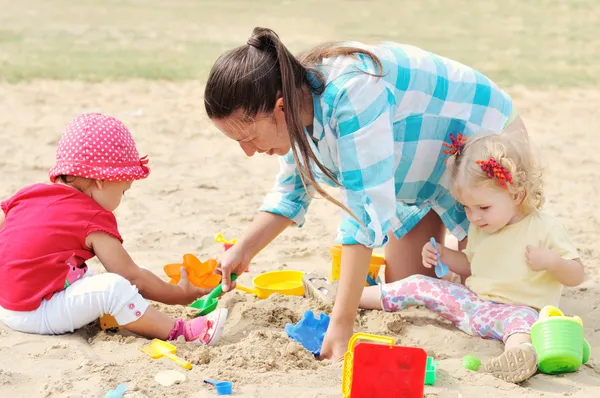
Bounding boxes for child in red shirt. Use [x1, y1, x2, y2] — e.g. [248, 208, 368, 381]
[0, 113, 227, 345]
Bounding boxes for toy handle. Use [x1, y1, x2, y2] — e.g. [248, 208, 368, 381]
[215, 233, 237, 245]
[539, 305, 583, 326]
[539, 305, 564, 320]
[215, 233, 226, 243]
[206, 274, 238, 301]
[347, 333, 395, 351]
[235, 284, 257, 296]
[163, 352, 192, 370]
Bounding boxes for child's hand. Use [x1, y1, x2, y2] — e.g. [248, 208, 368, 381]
[422, 240, 443, 269]
[526, 246, 560, 272]
[177, 267, 211, 305]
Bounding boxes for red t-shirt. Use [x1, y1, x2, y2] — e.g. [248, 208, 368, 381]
[0, 184, 122, 311]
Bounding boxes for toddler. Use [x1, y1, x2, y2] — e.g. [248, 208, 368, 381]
[309, 132, 584, 383]
[0, 113, 227, 344]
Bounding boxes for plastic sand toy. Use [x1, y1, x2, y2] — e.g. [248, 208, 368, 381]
[139, 339, 192, 370]
[215, 233, 237, 251]
[190, 274, 238, 316]
[425, 357, 438, 385]
[531, 305, 591, 374]
[204, 378, 233, 395]
[284, 310, 330, 355]
[235, 270, 305, 299]
[104, 384, 127, 398]
[164, 254, 221, 289]
[342, 333, 427, 398]
[429, 238, 449, 278]
[329, 245, 385, 286]
[462, 355, 482, 371]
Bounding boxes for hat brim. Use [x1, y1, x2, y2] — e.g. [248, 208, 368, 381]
[48, 162, 150, 183]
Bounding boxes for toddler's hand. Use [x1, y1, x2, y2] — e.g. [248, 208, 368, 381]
[422, 240, 442, 269]
[526, 246, 560, 272]
[177, 267, 211, 305]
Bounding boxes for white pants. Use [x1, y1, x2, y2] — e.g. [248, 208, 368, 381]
[0, 272, 149, 335]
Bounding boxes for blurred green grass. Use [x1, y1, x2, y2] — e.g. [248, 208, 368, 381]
[0, 0, 598, 86]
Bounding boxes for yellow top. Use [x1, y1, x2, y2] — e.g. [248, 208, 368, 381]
[464, 212, 579, 310]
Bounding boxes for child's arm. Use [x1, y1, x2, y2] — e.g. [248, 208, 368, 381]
[525, 246, 584, 287]
[422, 241, 472, 277]
[0, 211, 5, 229]
[87, 232, 211, 305]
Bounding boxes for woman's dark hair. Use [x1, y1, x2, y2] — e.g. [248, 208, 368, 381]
[204, 27, 382, 220]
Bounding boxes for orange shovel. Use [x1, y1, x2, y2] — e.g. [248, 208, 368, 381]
[139, 339, 192, 370]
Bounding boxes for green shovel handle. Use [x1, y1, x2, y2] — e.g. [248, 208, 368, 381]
[205, 274, 238, 301]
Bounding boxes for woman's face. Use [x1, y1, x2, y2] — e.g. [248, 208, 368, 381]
[212, 100, 291, 157]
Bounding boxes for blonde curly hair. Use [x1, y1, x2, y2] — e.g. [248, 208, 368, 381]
[446, 132, 544, 213]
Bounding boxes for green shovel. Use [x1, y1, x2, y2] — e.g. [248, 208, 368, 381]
[189, 274, 238, 316]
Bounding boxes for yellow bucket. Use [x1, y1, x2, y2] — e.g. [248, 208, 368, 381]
[235, 270, 305, 299]
[329, 245, 385, 286]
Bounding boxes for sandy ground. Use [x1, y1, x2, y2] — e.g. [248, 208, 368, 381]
[0, 81, 598, 398]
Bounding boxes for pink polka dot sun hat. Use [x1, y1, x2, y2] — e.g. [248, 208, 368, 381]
[49, 113, 151, 182]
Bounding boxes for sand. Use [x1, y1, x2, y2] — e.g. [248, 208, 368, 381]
[0, 81, 598, 398]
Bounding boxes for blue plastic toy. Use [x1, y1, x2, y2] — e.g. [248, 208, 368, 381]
[104, 384, 127, 398]
[430, 237, 449, 278]
[284, 310, 330, 356]
[204, 379, 233, 395]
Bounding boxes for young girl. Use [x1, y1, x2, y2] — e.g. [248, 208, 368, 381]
[342, 132, 585, 383]
[0, 113, 227, 344]
[204, 26, 526, 359]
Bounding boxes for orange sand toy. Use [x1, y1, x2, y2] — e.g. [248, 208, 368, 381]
[99, 314, 121, 331]
[163, 254, 222, 289]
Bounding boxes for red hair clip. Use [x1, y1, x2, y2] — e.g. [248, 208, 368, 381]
[476, 157, 513, 189]
[442, 133, 467, 156]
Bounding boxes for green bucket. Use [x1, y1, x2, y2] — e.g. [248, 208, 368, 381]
[531, 306, 591, 375]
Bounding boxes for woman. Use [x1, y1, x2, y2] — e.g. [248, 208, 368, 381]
[203, 27, 527, 360]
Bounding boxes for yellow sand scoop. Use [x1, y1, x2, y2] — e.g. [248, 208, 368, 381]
[139, 339, 192, 370]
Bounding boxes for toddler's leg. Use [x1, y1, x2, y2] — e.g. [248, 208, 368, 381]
[377, 275, 480, 334]
[2, 273, 227, 345]
[2, 273, 150, 334]
[471, 303, 538, 383]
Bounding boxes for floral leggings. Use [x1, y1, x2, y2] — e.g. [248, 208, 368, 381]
[380, 275, 539, 343]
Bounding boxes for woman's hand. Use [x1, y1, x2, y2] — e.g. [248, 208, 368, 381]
[319, 244, 372, 361]
[215, 212, 293, 292]
[319, 317, 354, 360]
[215, 245, 252, 292]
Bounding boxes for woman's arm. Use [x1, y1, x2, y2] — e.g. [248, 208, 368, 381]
[0, 211, 5, 229]
[87, 232, 209, 305]
[217, 212, 292, 291]
[320, 244, 372, 359]
[218, 152, 313, 291]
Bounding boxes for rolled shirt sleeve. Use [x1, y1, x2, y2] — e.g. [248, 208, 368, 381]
[259, 151, 314, 227]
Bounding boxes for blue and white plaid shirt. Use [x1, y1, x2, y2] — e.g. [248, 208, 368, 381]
[260, 42, 513, 248]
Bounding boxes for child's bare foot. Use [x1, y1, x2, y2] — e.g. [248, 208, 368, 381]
[484, 343, 537, 383]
